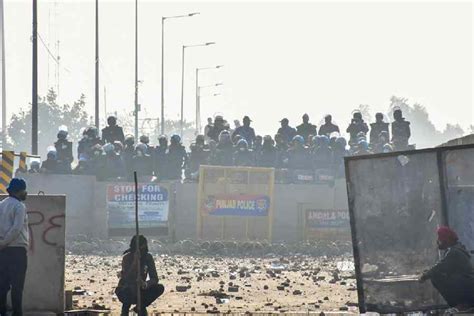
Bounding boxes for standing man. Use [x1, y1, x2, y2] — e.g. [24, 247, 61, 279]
[102, 116, 125, 145]
[296, 114, 317, 142]
[391, 109, 411, 151]
[318, 114, 339, 137]
[0, 178, 29, 316]
[369, 113, 389, 145]
[232, 116, 256, 147]
[277, 118, 297, 144]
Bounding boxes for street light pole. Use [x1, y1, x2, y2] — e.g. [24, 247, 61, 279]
[160, 12, 199, 136]
[95, 0, 99, 128]
[195, 65, 223, 134]
[134, 0, 139, 141]
[160, 17, 164, 135]
[195, 68, 199, 133]
[32, 0, 38, 155]
[180, 45, 186, 138]
[180, 42, 215, 138]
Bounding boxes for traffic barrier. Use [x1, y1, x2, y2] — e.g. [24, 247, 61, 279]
[0, 150, 40, 193]
[0, 150, 14, 193]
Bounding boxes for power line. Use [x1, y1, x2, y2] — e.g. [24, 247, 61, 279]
[37, 32, 71, 73]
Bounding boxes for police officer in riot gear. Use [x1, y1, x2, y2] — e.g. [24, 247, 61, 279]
[101, 143, 126, 180]
[346, 111, 369, 148]
[185, 135, 209, 180]
[233, 139, 254, 167]
[215, 130, 234, 166]
[167, 135, 187, 180]
[153, 135, 169, 180]
[318, 115, 340, 137]
[296, 114, 317, 142]
[370, 113, 389, 145]
[102, 116, 125, 144]
[256, 135, 277, 168]
[287, 135, 311, 170]
[54, 127, 73, 174]
[132, 143, 153, 178]
[123, 135, 135, 174]
[391, 109, 411, 151]
[311, 135, 333, 170]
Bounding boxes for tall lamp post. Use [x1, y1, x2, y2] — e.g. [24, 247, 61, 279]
[32, 0, 38, 155]
[195, 65, 223, 133]
[134, 0, 139, 140]
[180, 42, 215, 137]
[95, 0, 99, 128]
[161, 12, 199, 135]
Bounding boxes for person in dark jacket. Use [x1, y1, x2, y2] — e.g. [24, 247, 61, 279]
[102, 116, 125, 144]
[277, 118, 297, 144]
[346, 112, 369, 147]
[287, 135, 311, 170]
[311, 135, 333, 170]
[233, 139, 254, 167]
[256, 135, 277, 168]
[167, 135, 187, 180]
[215, 131, 234, 166]
[185, 135, 209, 180]
[102, 143, 126, 180]
[207, 116, 226, 142]
[154, 135, 169, 180]
[318, 115, 339, 137]
[123, 135, 135, 174]
[40, 150, 59, 174]
[115, 235, 164, 316]
[420, 226, 474, 309]
[391, 109, 411, 151]
[369, 113, 389, 145]
[274, 133, 289, 168]
[296, 114, 317, 142]
[54, 128, 73, 174]
[131, 144, 153, 179]
[232, 116, 256, 147]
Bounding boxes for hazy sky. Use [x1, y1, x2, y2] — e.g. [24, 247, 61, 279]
[3, 0, 473, 137]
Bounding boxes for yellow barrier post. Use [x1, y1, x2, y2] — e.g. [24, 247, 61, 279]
[19, 152, 27, 173]
[0, 150, 15, 193]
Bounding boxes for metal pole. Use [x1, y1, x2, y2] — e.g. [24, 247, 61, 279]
[32, 0, 38, 155]
[133, 171, 142, 313]
[94, 0, 99, 128]
[103, 86, 107, 118]
[195, 68, 199, 134]
[1, 0, 6, 147]
[160, 17, 165, 135]
[134, 0, 139, 140]
[180, 45, 185, 138]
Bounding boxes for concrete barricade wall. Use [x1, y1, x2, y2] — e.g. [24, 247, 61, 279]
[23, 174, 96, 237]
[20, 174, 348, 242]
[2, 195, 66, 314]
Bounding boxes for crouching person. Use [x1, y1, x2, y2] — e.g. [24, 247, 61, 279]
[115, 235, 164, 316]
[419, 226, 474, 312]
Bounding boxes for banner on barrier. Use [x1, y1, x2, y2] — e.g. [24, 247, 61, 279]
[202, 194, 270, 216]
[107, 183, 169, 229]
[198, 165, 275, 240]
[305, 209, 350, 229]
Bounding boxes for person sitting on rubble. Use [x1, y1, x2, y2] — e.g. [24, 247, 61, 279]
[116, 235, 165, 316]
[419, 226, 474, 311]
